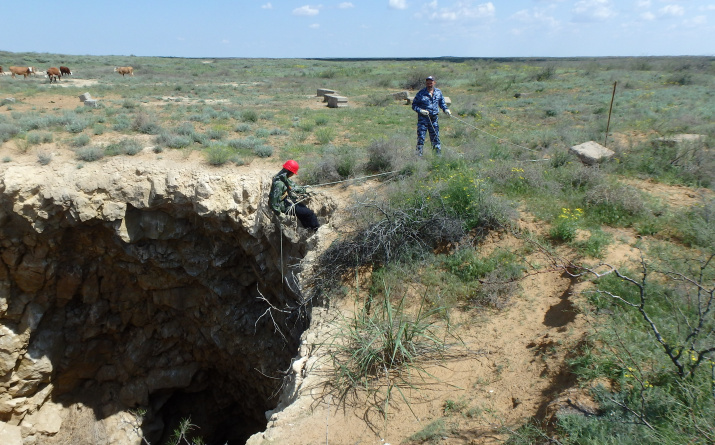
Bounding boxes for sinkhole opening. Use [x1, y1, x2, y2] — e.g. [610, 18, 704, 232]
[2, 204, 313, 444]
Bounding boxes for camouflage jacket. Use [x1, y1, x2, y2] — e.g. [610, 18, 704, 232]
[269, 172, 306, 214]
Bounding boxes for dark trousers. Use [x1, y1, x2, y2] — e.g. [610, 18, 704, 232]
[287, 201, 320, 229]
[417, 114, 440, 148]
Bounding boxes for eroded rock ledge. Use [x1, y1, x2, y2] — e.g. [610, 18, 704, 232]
[0, 158, 335, 444]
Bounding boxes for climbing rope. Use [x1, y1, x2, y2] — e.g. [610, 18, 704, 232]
[306, 170, 399, 188]
[450, 114, 539, 152]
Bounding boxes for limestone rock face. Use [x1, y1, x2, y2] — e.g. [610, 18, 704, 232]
[0, 157, 336, 444]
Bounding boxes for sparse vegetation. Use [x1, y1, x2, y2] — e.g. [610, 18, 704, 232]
[1, 53, 713, 445]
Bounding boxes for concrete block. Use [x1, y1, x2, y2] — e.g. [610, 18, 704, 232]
[79, 92, 92, 102]
[391, 91, 409, 100]
[653, 134, 706, 147]
[317, 88, 335, 97]
[326, 95, 348, 108]
[569, 141, 614, 165]
[84, 100, 99, 108]
[444, 96, 451, 106]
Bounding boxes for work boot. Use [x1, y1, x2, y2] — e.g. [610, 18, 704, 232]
[416, 145, 424, 157]
[435, 145, 442, 156]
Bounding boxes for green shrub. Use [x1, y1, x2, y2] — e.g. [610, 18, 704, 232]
[37, 151, 53, 165]
[65, 119, 89, 134]
[550, 207, 583, 242]
[438, 169, 518, 232]
[364, 138, 398, 173]
[75, 146, 105, 162]
[204, 145, 231, 166]
[584, 182, 646, 225]
[443, 248, 523, 308]
[326, 288, 450, 421]
[365, 94, 392, 107]
[407, 418, 448, 443]
[121, 100, 138, 109]
[227, 137, 261, 150]
[71, 134, 91, 147]
[574, 227, 612, 258]
[175, 122, 195, 135]
[206, 128, 227, 140]
[254, 128, 270, 138]
[27, 131, 53, 145]
[315, 127, 335, 145]
[112, 116, 131, 131]
[132, 113, 162, 134]
[674, 198, 714, 248]
[0, 123, 21, 142]
[156, 133, 192, 149]
[240, 110, 258, 122]
[269, 127, 288, 136]
[235, 123, 251, 133]
[253, 144, 273, 158]
[105, 139, 142, 156]
[296, 120, 314, 132]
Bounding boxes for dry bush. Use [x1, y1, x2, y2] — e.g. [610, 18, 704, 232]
[315, 194, 464, 291]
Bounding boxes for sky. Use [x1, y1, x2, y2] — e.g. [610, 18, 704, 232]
[2, 0, 713, 58]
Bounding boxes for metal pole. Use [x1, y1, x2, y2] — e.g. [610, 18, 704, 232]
[604, 81, 617, 148]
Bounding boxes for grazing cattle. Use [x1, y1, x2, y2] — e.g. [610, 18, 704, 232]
[114, 66, 134, 77]
[9, 66, 34, 78]
[47, 67, 61, 83]
[59, 66, 72, 77]
[0, 66, 3, 74]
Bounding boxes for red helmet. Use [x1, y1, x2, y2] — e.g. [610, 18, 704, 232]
[283, 160, 299, 174]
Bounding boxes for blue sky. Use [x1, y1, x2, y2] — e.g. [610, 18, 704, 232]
[2, 0, 713, 58]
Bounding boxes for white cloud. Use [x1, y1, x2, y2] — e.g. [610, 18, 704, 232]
[261, 3, 273, 9]
[572, 0, 616, 22]
[428, 1, 495, 22]
[636, 0, 651, 8]
[389, 0, 408, 10]
[659, 4, 685, 17]
[338, 2, 354, 8]
[683, 15, 706, 26]
[293, 5, 320, 16]
[221, 40, 230, 44]
[309, 23, 320, 28]
[699, 5, 715, 12]
[641, 11, 656, 20]
[511, 8, 559, 28]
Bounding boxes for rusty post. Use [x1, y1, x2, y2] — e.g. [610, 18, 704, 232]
[604, 81, 617, 148]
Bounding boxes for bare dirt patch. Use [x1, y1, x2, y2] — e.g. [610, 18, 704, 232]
[622, 177, 714, 209]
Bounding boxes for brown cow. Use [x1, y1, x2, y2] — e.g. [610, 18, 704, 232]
[0, 66, 3, 74]
[47, 67, 61, 83]
[114, 66, 134, 77]
[9, 66, 34, 78]
[59, 66, 72, 77]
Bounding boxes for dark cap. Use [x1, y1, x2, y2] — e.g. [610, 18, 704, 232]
[426, 76, 435, 81]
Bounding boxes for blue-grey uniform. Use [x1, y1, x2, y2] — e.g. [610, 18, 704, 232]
[412, 85, 449, 155]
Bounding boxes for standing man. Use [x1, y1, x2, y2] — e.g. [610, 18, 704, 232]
[412, 75, 451, 156]
[269, 160, 320, 231]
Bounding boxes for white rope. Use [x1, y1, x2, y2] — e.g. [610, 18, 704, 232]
[451, 114, 539, 152]
[306, 170, 399, 188]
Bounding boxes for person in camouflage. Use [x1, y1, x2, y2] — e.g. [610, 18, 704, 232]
[269, 160, 320, 230]
[412, 75, 451, 156]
